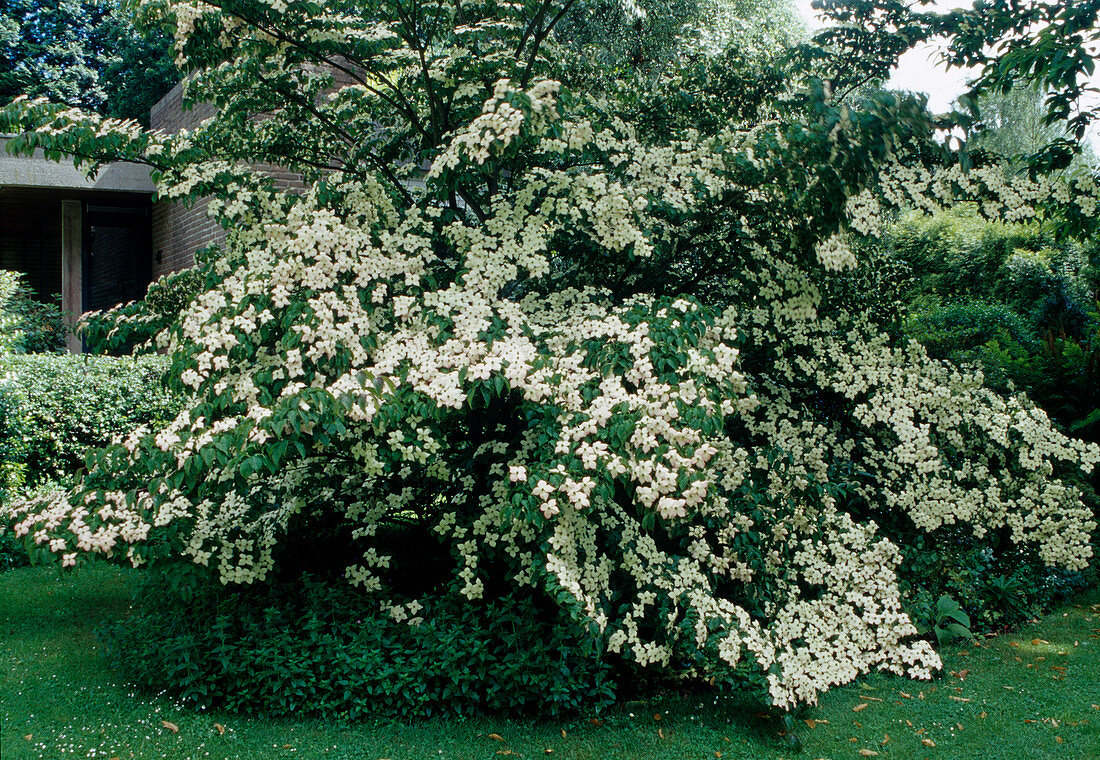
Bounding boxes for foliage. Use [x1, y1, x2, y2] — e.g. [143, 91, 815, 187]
[552, 0, 801, 85]
[930, 594, 972, 647]
[816, 0, 1100, 181]
[0, 354, 182, 491]
[81, 262, 207, 354]
[4, 0, 1100, 713]
[6, 565, 1100, 760]
[905, 302, 1038, 360]
[102, 566, 616, 719]
[0, 270, 66, 355]
[0, 0, 177, 123]
[887, 209, 1100, 439]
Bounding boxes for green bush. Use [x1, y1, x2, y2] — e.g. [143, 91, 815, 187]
[905, 301, 1038, 360]
[81, 263, 206, 354]
[897, 525, 1096, 635]
[101, 570, 618, 720]
[888, 209, 1059, 308]
[0, 354, 183, 489]
[0, 270, 66, 355]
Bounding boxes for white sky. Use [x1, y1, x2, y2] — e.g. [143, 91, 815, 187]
[793, 0, 1100, 148]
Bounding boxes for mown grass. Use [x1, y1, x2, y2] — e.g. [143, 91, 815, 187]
[2, 565, 1098, 760]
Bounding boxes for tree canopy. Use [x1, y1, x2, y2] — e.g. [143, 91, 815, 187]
[0, 0, 177, 123]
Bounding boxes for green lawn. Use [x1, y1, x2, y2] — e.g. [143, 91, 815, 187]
[2, 565, 1098, 760]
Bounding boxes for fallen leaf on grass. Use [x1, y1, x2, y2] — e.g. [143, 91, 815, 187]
[921, 738, 936, 747]
[561, 729, 567, 739]
[495, 751, 518, 757]
[949, 696, 971, 702]
[1051, 666, 1067, 673]
[979, 712, 988, 719]
[805, 719, 818, 729]
[898, 691, 914, 699]
[282, 745, 293, 750]
[852, 703, 869, 712]
[658, 728, 665, 739]
[488, 734, 505, 742]
[589, 718, 604, 727]
[1024, 719, 1037, 724]
[1032, 639, 1049, 645]
[214, 724, 226, 736]
[23, 735, 32, 741]
[161, 721, 179, 734]
[881, 734, 890, 746]
[858, 750, 878, 757]
[957, 669, 969, 680]
[1055, 737, 1064, 744]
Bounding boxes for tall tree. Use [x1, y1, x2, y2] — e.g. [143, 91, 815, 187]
[0, 0, 176, 123]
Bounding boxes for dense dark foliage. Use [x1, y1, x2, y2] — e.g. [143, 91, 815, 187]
[102, 566, 617, 719]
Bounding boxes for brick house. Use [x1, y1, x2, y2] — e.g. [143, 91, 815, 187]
[1, 80, 283, 352]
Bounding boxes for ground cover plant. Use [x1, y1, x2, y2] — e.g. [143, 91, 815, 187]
[2, 564, 1099, 760]
[3, 0, 1100, 719]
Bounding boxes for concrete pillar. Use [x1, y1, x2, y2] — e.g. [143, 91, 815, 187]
[61, 200, 82, 353]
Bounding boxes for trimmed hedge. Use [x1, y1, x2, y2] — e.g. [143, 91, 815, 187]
[0, 354, 182, 489]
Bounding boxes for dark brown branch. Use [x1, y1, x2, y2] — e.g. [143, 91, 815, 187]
[520, 0, 577, 88]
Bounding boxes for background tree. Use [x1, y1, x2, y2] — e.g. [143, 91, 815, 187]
[0, 0, 176, 123]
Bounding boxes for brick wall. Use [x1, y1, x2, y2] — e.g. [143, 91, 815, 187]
[150, 82, 225, 279]
[149, 80, 316, 279]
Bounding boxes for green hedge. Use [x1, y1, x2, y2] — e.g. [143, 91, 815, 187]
[0, 354, 183, 490]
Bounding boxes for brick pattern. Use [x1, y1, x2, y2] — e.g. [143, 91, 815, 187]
[150, 81, 315, 278]
[150, 83, 225, 279]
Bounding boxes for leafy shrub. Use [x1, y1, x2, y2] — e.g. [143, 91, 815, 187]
[930, 595, 972, 646]
[906, 302, 1038, 360]
[8, 0, 1100, 714]
[102, 569, 617, 719]
[0, 529, 30, 571]
[0, 355, 182, 489]
[81, 263, 207, 354]
[888, 209, 1060, 308]
[897, 525, 1096, 636]
[0, 270, 66, 354]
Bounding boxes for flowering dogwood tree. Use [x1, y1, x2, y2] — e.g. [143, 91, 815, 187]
[4, 0, 1100, 710]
